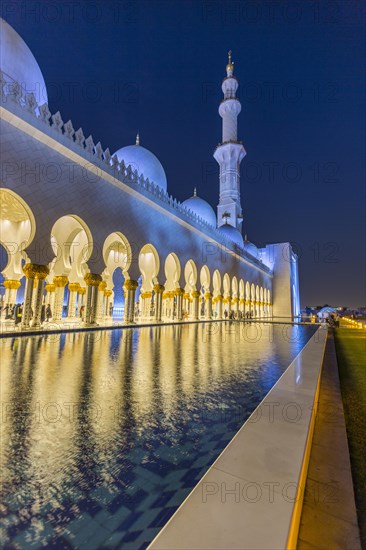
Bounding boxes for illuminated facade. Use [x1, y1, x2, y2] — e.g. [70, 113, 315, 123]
[0, 18, 300, 329]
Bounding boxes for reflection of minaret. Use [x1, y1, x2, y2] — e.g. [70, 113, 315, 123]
[214, 51, 246, 231]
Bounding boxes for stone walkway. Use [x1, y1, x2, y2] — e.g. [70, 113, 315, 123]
[297, 331, 361, 549]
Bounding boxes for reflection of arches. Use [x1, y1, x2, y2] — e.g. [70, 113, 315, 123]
[184, 259, 197, 291]
[0, 188, 35, 280]
[164, 253, 181, 290]
[138, 244, 159, 291]
[50, 214, 92, 278]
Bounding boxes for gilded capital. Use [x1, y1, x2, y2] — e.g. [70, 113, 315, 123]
[204, 292, 213, 299]
[98, 281, 107, 292]
[68, 283, 81, 293]
[124, 279, 138, 291]
[45, 284, 56, 293]
[84, 273, 102, 287]
[191, 290, 200, 298]
[53, 275, 69, 288]
[175, 288, 184, 296]
[153, 284, 165, 294]
[3, 280, 21, 290]
[104, 289, 113, 297]
[23, 263, 50, 280]
[78, 287, 86, 295]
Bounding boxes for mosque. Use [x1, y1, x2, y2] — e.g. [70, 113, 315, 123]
[0, 17, 300, 329]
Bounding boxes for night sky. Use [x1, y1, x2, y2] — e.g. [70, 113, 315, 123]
[3, 0, 365, 308]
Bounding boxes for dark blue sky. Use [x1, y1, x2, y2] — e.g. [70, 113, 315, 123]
[3, 0, 365, 308]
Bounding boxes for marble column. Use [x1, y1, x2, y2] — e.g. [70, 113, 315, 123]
[141, 291, 152, 321]
[21, 264, 49, 329]
[223, 296, 230, 317]
[31, 270, 49, 328]
[124, 279, 138, 324]
[96, 281, 107, 322]
[233, 296, 239, 318]
[3, 279, 21, 308]
[204, 292, 213, 320]
[191, 290, 200, 321]
[216, 295, 223, 319]
[53, 276, 68, 322]
[175, 288, 184, 321]
[45, 283, 55, 308]
[67, 283, 80, 318]
[154, 284, 164, 323]
[78, 287, 86, 319]
[183, 293, 189, 318]
[84, 273, 102, 325]
[104, 289, 113, 320]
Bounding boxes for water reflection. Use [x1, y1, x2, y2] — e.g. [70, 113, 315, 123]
[0, 322, 317, 548]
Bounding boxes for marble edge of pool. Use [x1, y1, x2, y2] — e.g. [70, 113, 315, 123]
[148, 326, 328, 550]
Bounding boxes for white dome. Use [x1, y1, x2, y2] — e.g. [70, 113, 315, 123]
[244, 239, 259, 259]
[182, 191, 216, 227]
[219, 223, 244, 247]
[113, 142, 167, 191]
[0, 18, 47, 105]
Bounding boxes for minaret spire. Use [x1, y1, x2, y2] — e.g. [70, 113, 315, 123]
[226, 50, 234, 76]
[213, 51, 246, 231]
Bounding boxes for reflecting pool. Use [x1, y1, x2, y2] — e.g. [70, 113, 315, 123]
[0, 322, 317, 549]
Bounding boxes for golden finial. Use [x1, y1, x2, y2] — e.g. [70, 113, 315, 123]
[226, 50, 234, 74]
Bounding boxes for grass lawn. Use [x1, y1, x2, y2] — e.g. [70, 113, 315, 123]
[334, 328, 366, 548]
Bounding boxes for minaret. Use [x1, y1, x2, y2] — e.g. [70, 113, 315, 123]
[214, 51, 246, 231]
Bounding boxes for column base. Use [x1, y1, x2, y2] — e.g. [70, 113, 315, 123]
[20, 325, 34, 331]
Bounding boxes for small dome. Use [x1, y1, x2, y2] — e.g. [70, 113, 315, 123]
[219, 223, 244, 247]
[182, 190, 216, 227]
[244, 239, 259, 259]
[0, 18, 47, 105]
[113, 140, 167, 192]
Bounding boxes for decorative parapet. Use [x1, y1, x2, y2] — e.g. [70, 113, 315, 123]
[0, 70, 272, 276]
